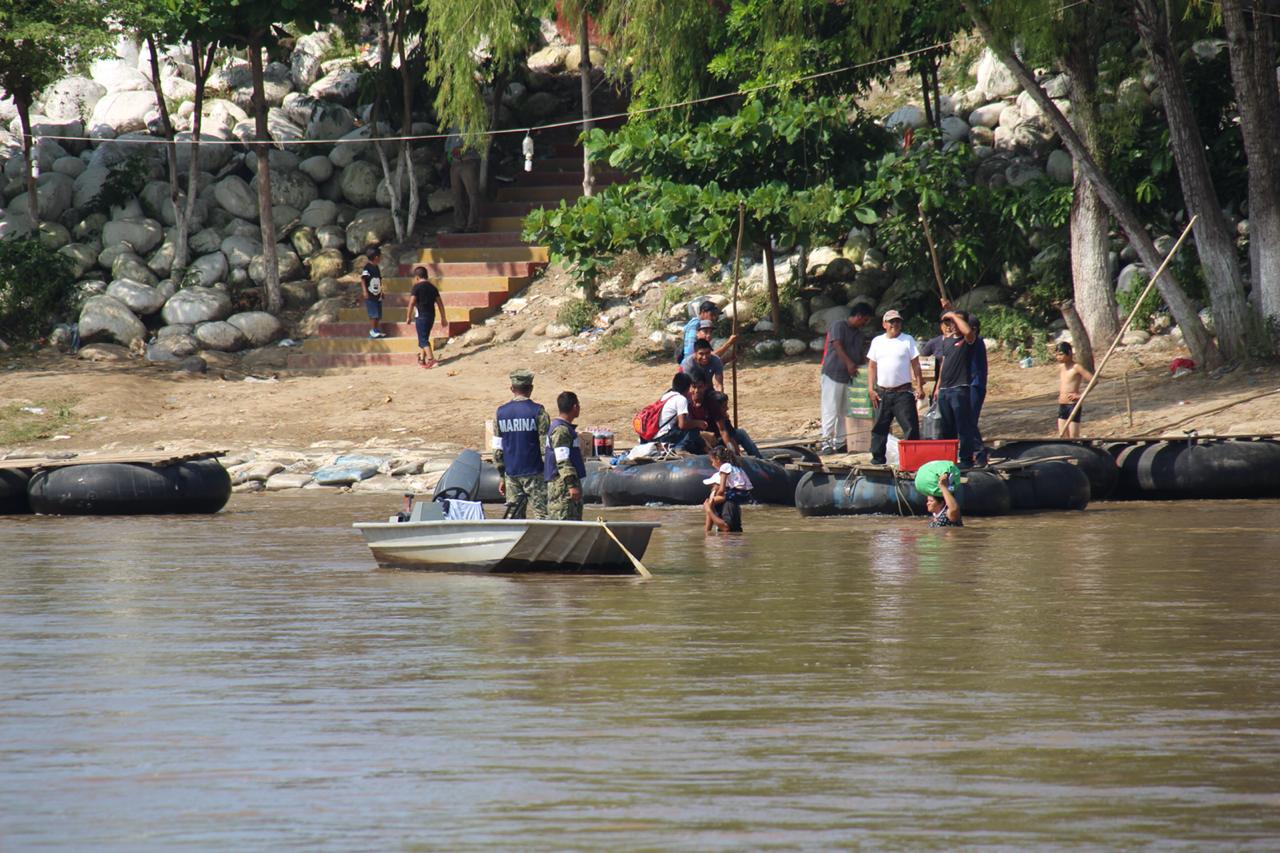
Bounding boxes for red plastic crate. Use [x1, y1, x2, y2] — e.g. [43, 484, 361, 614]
[897, 439, 958, 472]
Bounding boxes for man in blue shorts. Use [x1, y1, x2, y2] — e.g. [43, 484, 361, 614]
[361, 247, 386, 339]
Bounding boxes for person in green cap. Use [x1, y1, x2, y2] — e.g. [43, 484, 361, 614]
[493, 368, 550, 519]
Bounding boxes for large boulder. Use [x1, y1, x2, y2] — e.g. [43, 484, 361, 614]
[88, 91, 155, 135]
[344, 208, 395, 254]
[975, 48, 1020, 100]
[885, 105, 927, 131]
[221, 235, 261, 269]
[174, 132, 233, 173]
[807, 304, 852, 332]
[308, 68, 360, 104]
[184, 251, 229, 287]
[307, 102, 355, 140]
[953, 285, 1008, 315]
[300, 199, 338, 228]
[282, 280, 318, 308]
[526, 46, 568, 73]
[266, 108, 306, 149]
[339, 160, 379, 207]
[106, 279, 166, 315]
[58, 243, 99, 278]
[9, 173, 74, 221]
[147, 333, 200, 362]
[214, 175, 259, 221]
[72, 166, 110, 209]
[291, 227, 320, 258]
[112, 251, 159, 286]
[298, 155, 334, 184]
[307, 248, 346, 280]
[194, 320, 248, 352]
[201, 99, 248, 138]
[102, 217, 164, 255]
[248, 246, 304, 283]
[227, 311, 283, 347]
[79, 294, 146, 345]
[291, 31, 333, 89]
[1046, 149, 1073, 185]
[253, 168, 317, 211]
[162, 285, 232, 325]
[90, 58, 150, 92]
[297, 297, 343, 337]
[940, 115, 970, 141]
[190, 227, 222, 255]
[39, 76, 107, 122]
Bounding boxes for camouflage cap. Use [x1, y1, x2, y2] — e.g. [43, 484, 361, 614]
[509, 368, 534, 385]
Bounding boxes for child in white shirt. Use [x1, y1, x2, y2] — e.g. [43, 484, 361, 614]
[703, 445, 752, 533]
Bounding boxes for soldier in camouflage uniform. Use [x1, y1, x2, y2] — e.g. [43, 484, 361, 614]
[544, 391, 586, 521]
[493, 368, 550, 519]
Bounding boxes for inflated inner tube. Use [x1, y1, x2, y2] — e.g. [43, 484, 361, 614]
[0, 468, 32, 515]
[795, 468, 1010, 517]
[760, 445, 822, 465]
[600, 455, 795, 506]
[1003, 459, 1091, 511]
[475, 457, 610, 504]
[476, 462, 504, 503]
[26, 459, 231, 516]
[1113, 439, 1280, 500]
[994, 441, 1117, 500]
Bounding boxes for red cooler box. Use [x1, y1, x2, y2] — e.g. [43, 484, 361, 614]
[897, 439, 958, 473]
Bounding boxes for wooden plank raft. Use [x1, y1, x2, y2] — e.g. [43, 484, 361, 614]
[0, 450, 225, 473]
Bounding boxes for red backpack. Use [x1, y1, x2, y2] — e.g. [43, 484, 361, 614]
[633, 393, 675, 441]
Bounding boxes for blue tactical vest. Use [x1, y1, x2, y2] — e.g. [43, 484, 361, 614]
[543, 418, 587, 482]
[497, 398, 544, 478]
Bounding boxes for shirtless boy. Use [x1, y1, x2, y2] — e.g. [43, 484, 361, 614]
[1055, 342, 1094, 437]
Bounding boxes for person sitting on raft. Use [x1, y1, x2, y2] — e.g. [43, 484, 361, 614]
[654, 372, 708, 453]
[686, 367, 761, 458]
[703, 445, 752, 533]
[927, 472, 963, 528]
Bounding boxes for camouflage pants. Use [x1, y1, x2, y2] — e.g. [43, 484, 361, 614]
[547, 477, 583, 521]
[503, 474, 547, 519]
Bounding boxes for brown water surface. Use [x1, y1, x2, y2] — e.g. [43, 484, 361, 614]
[3, 495, 1280, 848]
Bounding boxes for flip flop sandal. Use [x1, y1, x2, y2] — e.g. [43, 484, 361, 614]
[416, 353, 425, 365]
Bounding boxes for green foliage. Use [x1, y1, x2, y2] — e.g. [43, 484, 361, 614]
[90, 153, 151, 215]
[557, 298, 597, 332]
[0, 1, 110, 105]
[525, 96, 891, 281]
[0, 396, 79, 445]
[0, 237, 76, 340]
[1116, 278, 1163, 330]
[977, 306, 1043, 357]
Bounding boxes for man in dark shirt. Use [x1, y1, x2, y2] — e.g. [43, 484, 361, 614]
[935, 301, 980, 467]
[819, 304, 873, 454]
[918, 314, 957, 401]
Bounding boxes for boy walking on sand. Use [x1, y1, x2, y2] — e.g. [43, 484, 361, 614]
[1055, 342, 1095, 438]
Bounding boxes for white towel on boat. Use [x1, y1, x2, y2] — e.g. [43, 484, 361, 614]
[444, 499, 485, 521]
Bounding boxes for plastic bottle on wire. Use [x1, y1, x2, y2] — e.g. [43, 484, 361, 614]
[522, 132, 534, 172]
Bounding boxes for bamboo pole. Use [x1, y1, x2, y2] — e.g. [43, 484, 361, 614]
[918, 204, 949, 302]
[730, 203, 746, 427]
[1058, 216, 1198, 437]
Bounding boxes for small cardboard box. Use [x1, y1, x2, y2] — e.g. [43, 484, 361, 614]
[919, 355, 936, 380]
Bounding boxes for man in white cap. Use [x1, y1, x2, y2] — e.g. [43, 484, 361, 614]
[865, 309, 924, 466]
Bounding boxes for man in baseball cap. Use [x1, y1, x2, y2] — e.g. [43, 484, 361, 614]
[493, 368, 550, 518]
[865, 308, 925, 466]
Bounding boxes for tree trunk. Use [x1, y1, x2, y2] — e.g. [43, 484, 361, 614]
[373, 6, 404, 242]
[962, 0, 1222, 368]
[248, 32, 282, 315]
[919, 66, 935, 129]
[930, 60, 943, 130]
[763, 241, 783, 335]
[1062, 32, 1120, 354]
[398, 14, 419, 238]
[147, 36, 189, 279]
[1221, 0, 1280, 323]
[184, 43, 216, 280]
[1058, 299, 1096, 372]
[16, 94, 38, 228]
[578, 11, 595, 198]
[1135, 0, 1257, 361]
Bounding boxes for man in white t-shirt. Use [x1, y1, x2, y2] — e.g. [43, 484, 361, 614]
[653, 372, 708, 453]
[866, 309, 925, 466]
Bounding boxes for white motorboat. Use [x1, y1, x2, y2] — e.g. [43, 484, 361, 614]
[353, 517, 660, 574]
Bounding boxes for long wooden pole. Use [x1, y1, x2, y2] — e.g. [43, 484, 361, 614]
[918, 204, 949, 302]
[730, 203, 746, 427]
[598, 519, 652, 578]
[1058, 216, 1198, 437]
[1123, 371, 1134, 428]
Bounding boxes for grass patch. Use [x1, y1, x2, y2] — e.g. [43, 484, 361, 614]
[599, 321, 635, 352]
[0, 397, 79, 446]
[557, 298, 597, 332]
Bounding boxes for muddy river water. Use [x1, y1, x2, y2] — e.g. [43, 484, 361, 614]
[3, 495, 1280, 848]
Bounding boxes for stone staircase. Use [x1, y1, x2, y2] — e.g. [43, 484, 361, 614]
[288, 147, 618, 370]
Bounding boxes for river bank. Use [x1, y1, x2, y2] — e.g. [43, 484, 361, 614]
[4, 271, 1280, 496]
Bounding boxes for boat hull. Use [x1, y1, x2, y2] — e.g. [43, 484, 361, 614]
[352, 519, 659, 574]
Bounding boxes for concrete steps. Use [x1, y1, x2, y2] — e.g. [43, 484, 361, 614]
[287, 146, 615, 370]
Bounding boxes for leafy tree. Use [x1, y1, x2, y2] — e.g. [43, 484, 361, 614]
[0, 237, 75, 340]
[524, 97, 891, 332]
[0, 1, 110, 228]
[962, 0, 1223, 368]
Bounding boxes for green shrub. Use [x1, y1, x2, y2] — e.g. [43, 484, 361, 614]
[90, 153, 150, 214]
[599, 321, 635, 352]
[557, 298, 597, 332]
[1115, 278, 1163, 331]
[0, 237, 76, 340]
[978, 306, 1044, 357]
